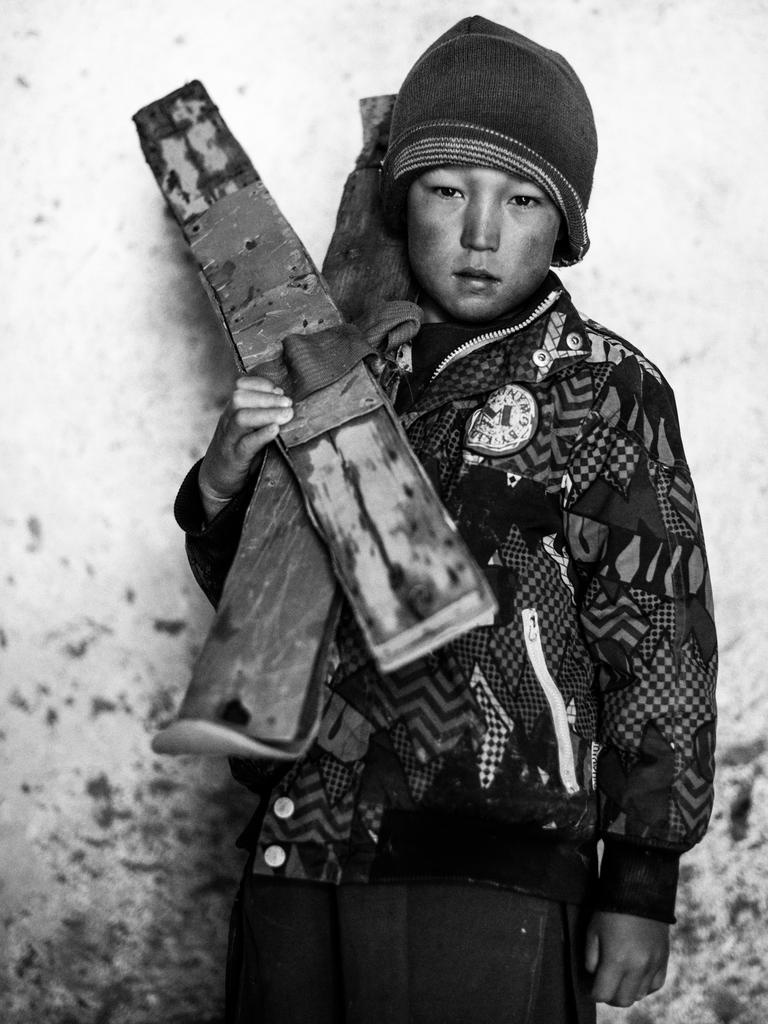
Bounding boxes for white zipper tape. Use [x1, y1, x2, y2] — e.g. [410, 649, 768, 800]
[521, 608, 580, 795]
[429, 289, 562, 383]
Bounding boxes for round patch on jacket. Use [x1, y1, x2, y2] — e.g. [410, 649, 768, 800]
[463, 384, 539, 457]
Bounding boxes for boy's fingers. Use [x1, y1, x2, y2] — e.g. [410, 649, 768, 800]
[197, 377, 294, 510]
[592, 966, 650, 1008]
[648, 964, 667, 994]
[591, 956, 665, 1007]
[236, 423, 281, 459]
[583, 927, 600, 974]
[590, 962, 624, 1005]
[236, 375, 285, 394]
[230, 390, 293, 413]
[200, 422, 280, 504]
[229, 405, 293, 437]
[617, 965, 658, 1006]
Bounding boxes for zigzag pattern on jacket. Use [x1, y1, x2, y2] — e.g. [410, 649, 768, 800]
[250, 288, 717, 886]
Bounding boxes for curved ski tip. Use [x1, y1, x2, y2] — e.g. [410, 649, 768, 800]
[151, 719, 303, 760]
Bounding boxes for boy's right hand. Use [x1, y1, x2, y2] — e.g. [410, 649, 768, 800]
[198, 376, 293, 521]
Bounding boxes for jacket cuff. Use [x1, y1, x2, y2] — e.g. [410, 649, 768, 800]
[596, 838, 680, 924]
[173, 459, 256, 539]
[174, 458, 262, 607]
[174, 460, 209, 535]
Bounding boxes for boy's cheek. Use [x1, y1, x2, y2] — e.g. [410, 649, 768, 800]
[526, 231, 558, 265]
[407, 219, 445, 269]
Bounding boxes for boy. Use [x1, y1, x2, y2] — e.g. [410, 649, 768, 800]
[175, 16, 717, 1023]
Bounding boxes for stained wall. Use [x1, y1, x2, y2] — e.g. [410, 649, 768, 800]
[1, 1, 767, 1021]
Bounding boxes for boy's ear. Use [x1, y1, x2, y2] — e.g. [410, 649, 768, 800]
[551, 217, 566, 265]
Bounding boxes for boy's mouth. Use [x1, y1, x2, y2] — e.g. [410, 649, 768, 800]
[453, 268, 501, 294]
[454, 268, 500, 282]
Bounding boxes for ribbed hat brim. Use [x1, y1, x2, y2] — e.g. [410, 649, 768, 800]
[381, 122, 590, 266]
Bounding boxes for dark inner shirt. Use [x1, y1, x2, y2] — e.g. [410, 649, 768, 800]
[395, 271, 559, 413]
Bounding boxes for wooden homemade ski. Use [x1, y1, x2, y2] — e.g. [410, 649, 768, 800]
[134, 82, 496, 756]
[321, 94, 414, 321]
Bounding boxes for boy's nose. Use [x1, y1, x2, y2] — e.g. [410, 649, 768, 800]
[460, 200, 501, 252]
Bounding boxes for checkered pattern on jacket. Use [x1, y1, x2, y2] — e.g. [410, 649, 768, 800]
[245, 291, 717, 884]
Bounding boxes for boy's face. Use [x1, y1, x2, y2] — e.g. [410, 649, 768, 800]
[406, 166, 562, 325]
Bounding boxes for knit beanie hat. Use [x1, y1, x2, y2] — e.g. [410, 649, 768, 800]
[380, 16, 598, 266]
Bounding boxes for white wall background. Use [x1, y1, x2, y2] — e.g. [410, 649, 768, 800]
[1, 1, 767, 1021]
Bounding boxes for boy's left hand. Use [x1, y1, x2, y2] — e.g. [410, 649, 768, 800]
[585, 911, 670, 1007]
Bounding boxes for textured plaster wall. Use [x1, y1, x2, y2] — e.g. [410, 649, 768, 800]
[1, 1, 766, 1022]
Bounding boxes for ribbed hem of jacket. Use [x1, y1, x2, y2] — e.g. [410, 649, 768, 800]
[595, 837, 681, 924]
[365, 810, 599, 907]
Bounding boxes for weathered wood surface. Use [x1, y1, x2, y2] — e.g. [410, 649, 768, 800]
[321, 95, 416, 320]
[154, 450, 338, 757]
[289, 408, 497, 661]
[134, 82, 496, 756]
[136, 83, 338, 756]
[134, 81, 258, 235]
[190, 182, 343, 370]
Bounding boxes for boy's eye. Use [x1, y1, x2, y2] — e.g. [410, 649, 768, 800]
[509, 195, 539, 208]
[433, 186, 463, 199]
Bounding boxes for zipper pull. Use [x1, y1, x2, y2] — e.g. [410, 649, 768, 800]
[525, 608, 539, 642]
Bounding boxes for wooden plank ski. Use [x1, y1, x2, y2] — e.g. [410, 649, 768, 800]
[135, 83, 338, 757]
[134, 82, 496, 756]
[321, 95, 415, 320]
[154, 449, 339, 758]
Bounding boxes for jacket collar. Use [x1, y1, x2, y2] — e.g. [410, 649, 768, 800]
[401, 285, 590, 427]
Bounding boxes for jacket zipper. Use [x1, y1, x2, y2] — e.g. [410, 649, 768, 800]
[428, 289, 561, 384]
[521, 608, 580, 795]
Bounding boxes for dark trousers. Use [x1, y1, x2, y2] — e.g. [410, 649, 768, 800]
[226, 867, 596, 1024]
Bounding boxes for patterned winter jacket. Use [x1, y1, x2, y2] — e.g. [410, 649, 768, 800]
[176, 278, 717, 922]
